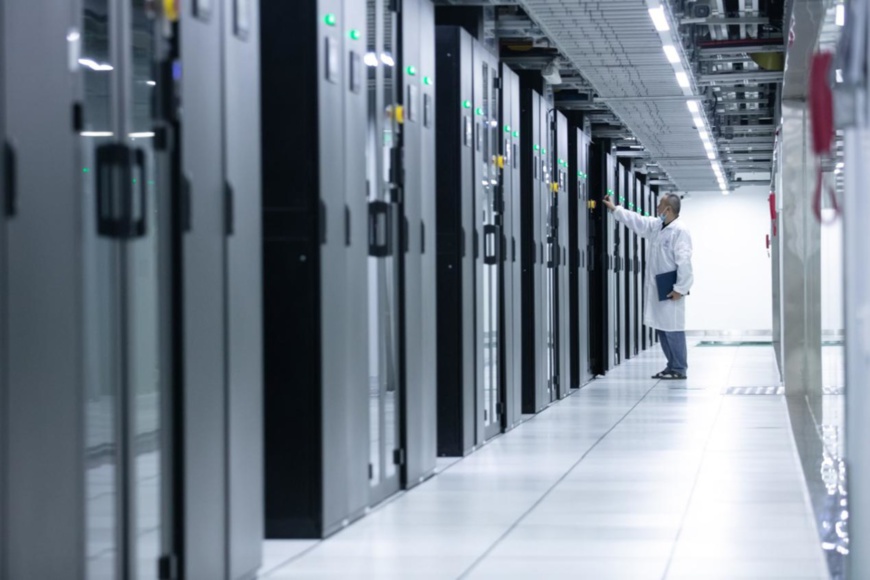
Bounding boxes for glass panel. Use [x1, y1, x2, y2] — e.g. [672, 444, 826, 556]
[129, 2, 162, 577]
[382, 4, 399, 483]
[366, 0, 382, 488]
[81, 1, 119, 576]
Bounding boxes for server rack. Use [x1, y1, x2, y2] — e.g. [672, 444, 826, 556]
[588, 143, 615, 375]
[500, 64, 523, 430]
[541, 100, 557, 403]
[3, 0, 264, 575]
[521, 88, 548, 412]
[401, 0, 438, 489]
[262, 0, 370, 539]
[632, 177, 643, 356]
[648, 185, 658, 346]
[435, 26, 476, 456]
[640, 182, 651, 351]
[570, 128, 593, 387]
[1, 2, 82, 576]
[473, 43, 503, 443]
[607, 155, 619, 369]
[625, 174, 637, 360]
[554, 112, 572, 398]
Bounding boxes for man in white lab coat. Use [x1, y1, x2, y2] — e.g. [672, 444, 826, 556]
[603, 193, 694, 380]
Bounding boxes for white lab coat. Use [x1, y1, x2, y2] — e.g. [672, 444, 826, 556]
[613, 207, 694, 332]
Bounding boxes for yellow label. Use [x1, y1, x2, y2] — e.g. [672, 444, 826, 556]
[588, 200, 597, 210]
[164, 0, 178, 22]
[497, 156, 505, 169]
[394, 105, 405, 125]
[551, 182, 559, 193]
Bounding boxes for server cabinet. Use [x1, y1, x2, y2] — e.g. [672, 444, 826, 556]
[607, 155, 619, 369]
[624, 173, 637, 360]
[224, 0, 265, 575]
[365, 1, 403, 504]
[472, 43, 502, 443]
[554, 112, 571, 398]
[179, 1, 264, 575]
[436, 26, 476, 456]
[648, 185, 658, 346]
[262, 0, 370, 539]
[500, 64, 523, 430]
[570, 128, 593, 388]
[631, 177, 642, 356]
[400, 0, 437, 485]
[521, 88, 547, 412]
[2, 2, 82, 576]
[541, 99, 557, 403]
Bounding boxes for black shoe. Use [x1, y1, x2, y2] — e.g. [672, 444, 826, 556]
[659, 371, 687, 380]
[652, 370, 671, 379]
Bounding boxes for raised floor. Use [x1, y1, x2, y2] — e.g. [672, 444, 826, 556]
[258, 342, 831, 579]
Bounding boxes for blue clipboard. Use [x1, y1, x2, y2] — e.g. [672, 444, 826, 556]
[655, 270, 678, 301]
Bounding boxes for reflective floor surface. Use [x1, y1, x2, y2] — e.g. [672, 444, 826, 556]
[259, 343, 830, 579]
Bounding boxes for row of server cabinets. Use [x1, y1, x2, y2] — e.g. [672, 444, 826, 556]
[0, 2, 661, 578]
[1, 0, 263, 578]
[589, 143, 659, 376]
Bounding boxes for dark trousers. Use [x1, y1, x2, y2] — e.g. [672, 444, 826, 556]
[657, 330, 688, 374]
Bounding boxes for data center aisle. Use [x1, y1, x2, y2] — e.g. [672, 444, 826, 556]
[259, 343, 829, 580]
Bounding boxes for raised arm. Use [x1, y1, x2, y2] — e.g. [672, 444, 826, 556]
[602, 195, 661, 239]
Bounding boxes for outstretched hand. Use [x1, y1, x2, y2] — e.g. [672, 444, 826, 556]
[602, 195, 616, 212]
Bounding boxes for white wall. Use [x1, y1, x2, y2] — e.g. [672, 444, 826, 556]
[682, 186, 773, 332]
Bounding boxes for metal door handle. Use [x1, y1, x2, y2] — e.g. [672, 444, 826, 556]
[95, 144, 147, 239]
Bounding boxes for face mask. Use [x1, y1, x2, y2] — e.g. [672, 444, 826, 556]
[658, 212, 667, 223]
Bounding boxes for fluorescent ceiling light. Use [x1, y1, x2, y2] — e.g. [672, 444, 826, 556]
[663, 45, 680, 64]
[78, 58, 113, 71]
[675, 72, 690, 88]
[129, 132, 155, 138]
[692, 115, 704, 128]
[707, 151, 716, 160]
[836, 4, 845, 26]
[698, 130, 710, 142]
[146, 80, 157, 86]
[722, 190, 730, 195]
[648, 6, 670, 31]
[687, 101, 700, 114]
[80, 131, 114, 137]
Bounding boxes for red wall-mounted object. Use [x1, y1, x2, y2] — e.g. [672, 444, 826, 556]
[769, 192, 777, 221]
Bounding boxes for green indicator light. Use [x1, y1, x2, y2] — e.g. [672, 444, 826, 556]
[133, 179, 137, 184]
[619, 196, 625, 202]
[607, 189, 614, 195]
[148, 180, 155, 185]
[504, 125, 511, 133]
[349, 29, 361, 40]
[324, 13, 337, 26]
[512, 131, 519, 138]
[83, 167, 89, 173]
[463, 100, 472, 109]
[542, 148, 547, 154]
[534, 144, 540, 151]
[423, 76, 433, 86]
[406, 65, 417, 76]
[475, 107, 484, 116]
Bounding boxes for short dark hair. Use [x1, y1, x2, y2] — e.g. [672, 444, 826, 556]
[663, 193, 681, 216]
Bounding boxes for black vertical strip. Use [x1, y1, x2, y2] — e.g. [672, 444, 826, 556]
[4, 142, 16, 217]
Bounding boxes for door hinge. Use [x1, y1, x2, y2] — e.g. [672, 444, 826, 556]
[319, 200, 327, 245]
[393, 449, 405, 466]
[224, 181, 235, 236]
[4, 141, 17, 217]
[346, 204, 352, 247]
[158, 554, 178, 580]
